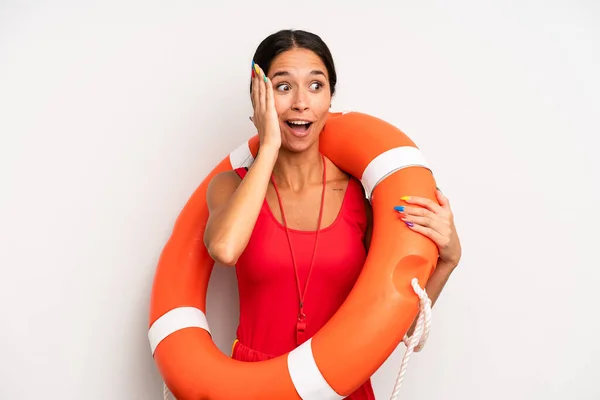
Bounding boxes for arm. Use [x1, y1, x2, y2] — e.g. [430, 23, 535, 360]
[204, 146, 278, 266]
[364, 190, 461, 336]
[204, 61, 283, 265]
[363, 199, 455, 304]
[405, 260, 456, 336]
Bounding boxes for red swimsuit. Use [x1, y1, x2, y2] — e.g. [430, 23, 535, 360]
[231, 166, 375, 400]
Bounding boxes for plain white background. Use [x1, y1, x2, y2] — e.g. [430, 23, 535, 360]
[1, 1, 599, 399]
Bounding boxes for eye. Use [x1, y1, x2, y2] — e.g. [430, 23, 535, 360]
[310, 82, 324, 91]
[276, 83, 291, 92]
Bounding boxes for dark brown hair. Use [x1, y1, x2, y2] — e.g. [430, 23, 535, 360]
[250, 29, 337, 96]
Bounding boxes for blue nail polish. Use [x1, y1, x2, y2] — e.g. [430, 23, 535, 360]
[394, 206, 405, 212]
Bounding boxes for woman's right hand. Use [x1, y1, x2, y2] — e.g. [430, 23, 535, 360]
[251, 62, 281, 151]
[204, 62, 281, 266]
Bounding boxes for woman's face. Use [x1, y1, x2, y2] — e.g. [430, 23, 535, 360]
[266, 48, 332, 153]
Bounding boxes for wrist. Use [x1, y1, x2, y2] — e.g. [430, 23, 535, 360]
[253, 145, 279, 176]
[258, 143, 279, 157]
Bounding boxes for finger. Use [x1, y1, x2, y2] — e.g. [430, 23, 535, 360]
[399, 205, 445, 227]
[398, 205, 436, 219]
[400, 212, 448, 237]
[255, 63, 266, 112]
[251, 64, 259, 112]
[399, 195, 443, 214]
[403, 221, 446, 247]
[265, 74, 274, 111]
[396, 204, 452, 236]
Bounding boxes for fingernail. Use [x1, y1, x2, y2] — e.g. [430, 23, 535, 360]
[394, 206, 405, 212]
[253, 63, 260, 76]
[264, 74, 268, 83]
[251, 61, 255, 78]
[400, 196, 410, 201]
[405, 221, 414, 227]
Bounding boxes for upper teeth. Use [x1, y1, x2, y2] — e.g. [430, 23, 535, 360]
[289, 121, 309, 125]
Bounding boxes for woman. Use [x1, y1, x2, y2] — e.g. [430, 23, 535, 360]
[204, 29, 462, 399]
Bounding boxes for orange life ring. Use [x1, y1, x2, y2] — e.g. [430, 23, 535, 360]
[148, 111, 439, 399]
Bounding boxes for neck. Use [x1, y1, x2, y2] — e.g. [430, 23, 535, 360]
[272, 143, 323, 192]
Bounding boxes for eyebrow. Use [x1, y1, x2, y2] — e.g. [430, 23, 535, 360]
[271, 70, 327, 79]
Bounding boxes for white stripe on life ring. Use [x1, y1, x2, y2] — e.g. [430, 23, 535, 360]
[229, 140, 255, 169]
[148, 307, 210, 355]
[287, 338, 344, 400]
[361, 146, 431, 200]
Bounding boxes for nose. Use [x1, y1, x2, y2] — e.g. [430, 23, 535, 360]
[291, 88, 309, 112]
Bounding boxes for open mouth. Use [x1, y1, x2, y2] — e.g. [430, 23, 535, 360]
[285, 120, 313, 135]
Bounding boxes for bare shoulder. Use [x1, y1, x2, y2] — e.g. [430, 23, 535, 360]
[206, 170, 242, 210]
[209, 170, 241, 187]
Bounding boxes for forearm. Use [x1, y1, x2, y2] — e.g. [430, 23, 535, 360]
[406, 260, 456, 336]
[423, 260, 456, 306]
[205, 145, 278, 264]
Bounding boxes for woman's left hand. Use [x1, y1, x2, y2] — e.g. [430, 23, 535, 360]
[395, 189, 462, 268]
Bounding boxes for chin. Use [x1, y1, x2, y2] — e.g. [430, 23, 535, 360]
[281, 135, 318, 153]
